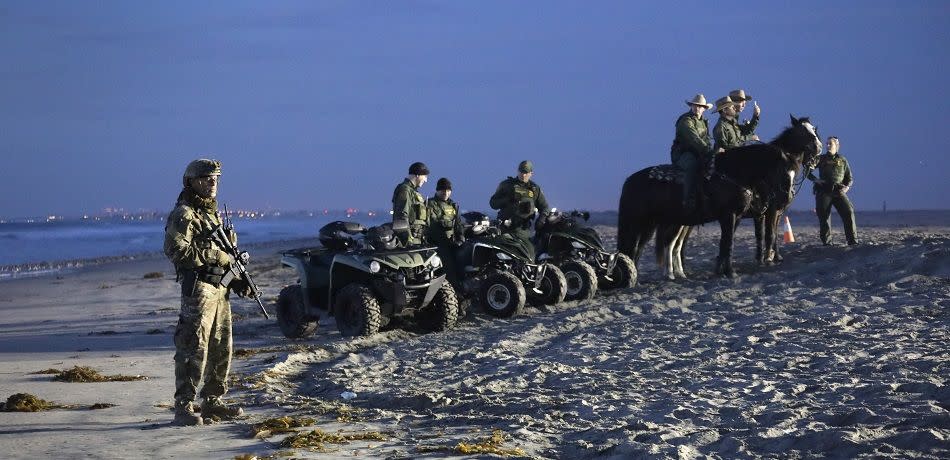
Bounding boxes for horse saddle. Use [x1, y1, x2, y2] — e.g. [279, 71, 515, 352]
[647, 164, 714, 184]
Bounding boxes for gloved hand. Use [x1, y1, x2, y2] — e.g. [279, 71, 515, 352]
[839, 185, 850, 194]
[237, 251, 250, 265]
[230, 278, 255, 298]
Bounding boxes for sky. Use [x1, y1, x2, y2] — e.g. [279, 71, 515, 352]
[1, 0, 948, 218]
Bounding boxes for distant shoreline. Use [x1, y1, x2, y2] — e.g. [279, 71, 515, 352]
[0, 237, 319, 281]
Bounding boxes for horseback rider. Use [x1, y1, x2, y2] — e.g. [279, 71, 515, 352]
[392, 161, 430, 246]
[807, 136, 858, 246]
[712, 96, 743, 153]
[670, 94, 714, 212]
[729, 89, 761, 143]
[489, 160, 550, 241]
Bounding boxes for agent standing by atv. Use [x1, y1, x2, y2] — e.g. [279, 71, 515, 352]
[489, 160, 550, 242]
[426, 177, 465, 286]
[164, 159, 249, 426]
[392, 162, 430, 246]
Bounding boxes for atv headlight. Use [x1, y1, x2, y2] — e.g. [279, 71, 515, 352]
[496, 252, 512, 261]
[369, 261, 381, 273]
[430, 255, 442, 268]
[571, 241, 587, 249]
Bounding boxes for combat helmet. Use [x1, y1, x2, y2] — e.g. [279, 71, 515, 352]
[182, 159, 222, 186]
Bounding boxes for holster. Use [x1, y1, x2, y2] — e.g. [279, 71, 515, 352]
[179, 266, 231, 297]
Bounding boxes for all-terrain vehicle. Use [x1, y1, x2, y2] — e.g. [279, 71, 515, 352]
[451, 212, 567, 318]
[276, 220, 458, 338]
[534, 210, 637, 301]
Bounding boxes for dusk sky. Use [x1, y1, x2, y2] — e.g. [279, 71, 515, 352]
[1, 1, 948, 218]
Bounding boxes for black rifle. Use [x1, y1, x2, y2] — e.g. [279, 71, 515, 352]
[210, 204, 270, 319]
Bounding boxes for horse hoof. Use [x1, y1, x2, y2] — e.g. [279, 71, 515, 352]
[666, 273, 676, 281]
[675, 271, 687, 279]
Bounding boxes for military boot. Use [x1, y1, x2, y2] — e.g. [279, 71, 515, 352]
[173, 400, 203, 426]
[200, 396, 243, 420]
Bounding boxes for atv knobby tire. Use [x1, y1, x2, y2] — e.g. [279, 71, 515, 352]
[528, 263, 567, 307]
[599, 253, 637, 290]
[479, 271, 526, 318]
[416, 282, 459, 332]
[334, 283, 382, 337]
[560, 260, 598, 302]
[276, 285, 317, 339]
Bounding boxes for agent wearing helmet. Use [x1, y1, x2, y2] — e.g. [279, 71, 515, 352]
[163, 159, 246, 426]
[426, 178, 465, 285]
[489, 160, 550, 241]
[392, 162, 430, 246]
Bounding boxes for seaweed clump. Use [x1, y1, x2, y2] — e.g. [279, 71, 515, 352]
[417, 429, 526, 457]
[2, 393, 68, 412]
[29, 368, 62, 375]
[53, 366, 148, 382]
[282, 429, 386, 451]
[143, 272, 164, 279]
[250, 416, 316, 439]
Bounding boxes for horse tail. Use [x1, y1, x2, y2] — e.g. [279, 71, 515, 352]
[617, 169, 656, 264]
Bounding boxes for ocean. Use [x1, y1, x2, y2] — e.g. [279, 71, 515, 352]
[0, 215, 388, 270]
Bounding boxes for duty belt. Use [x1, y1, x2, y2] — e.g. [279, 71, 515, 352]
[181, 266, 229, 287]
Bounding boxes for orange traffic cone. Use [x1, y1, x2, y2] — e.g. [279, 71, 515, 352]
[782, 215, 795, 243]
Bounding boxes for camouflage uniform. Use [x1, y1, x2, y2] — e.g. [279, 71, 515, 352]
[426, 196, 464, 285]
[392, 178, 428, 245]
[489, 177, 549, 240]
[807, 153, 857, 245]
[671, 111, 712, 206]
[164, 159, 241, 424]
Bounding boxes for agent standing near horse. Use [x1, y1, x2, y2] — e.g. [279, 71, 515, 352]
[670, 94, 714, 213]
[807, 136, 858, 246]
[489, 160, 550, 242]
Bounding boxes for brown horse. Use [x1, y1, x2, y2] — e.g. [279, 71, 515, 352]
[619, 115, 822, 278]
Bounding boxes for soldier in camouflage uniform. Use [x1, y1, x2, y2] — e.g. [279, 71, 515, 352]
[164, 159, 248, 426]
[426, 178, 465, 286]
[670, 94, 714, 212]
[729, 89, 761, 142]
[392, 162, 430, 246]
[807, 136, 858, 245]
[489, 160, 550, 241]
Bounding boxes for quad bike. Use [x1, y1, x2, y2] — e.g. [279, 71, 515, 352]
[451, 212, 567, 318]
[276, 220, 458, 338]
[534, 210, 637, 301]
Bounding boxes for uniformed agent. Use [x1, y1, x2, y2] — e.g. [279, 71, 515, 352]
[489, 160, 550, 241]
[712, 96, 743, 153]
[807, 136, 858, 245]
[670, 94, 713, 212]
[164, 159, 249, 426]
[426, 178, 464, 285]
[729, 88, 761, 142]
[392, 162, 430, 246]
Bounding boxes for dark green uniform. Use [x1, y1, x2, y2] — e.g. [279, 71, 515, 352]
[164, 188, 234, 415]
[489, 177, 549, 240]
[392, 179, 428, 245]
[807, 153, 857, 245]
[737, 112, 759, 140]
[671, 111, 712, 207]
[713, 115, 744, 152]
[426, 197, 464, 284]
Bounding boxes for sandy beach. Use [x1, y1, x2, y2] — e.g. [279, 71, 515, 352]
[0, 212, 947, 459]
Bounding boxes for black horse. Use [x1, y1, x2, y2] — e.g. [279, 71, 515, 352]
[618, 115, 822, 278]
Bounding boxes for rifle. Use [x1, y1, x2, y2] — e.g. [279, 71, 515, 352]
[210, 204, 270, 319]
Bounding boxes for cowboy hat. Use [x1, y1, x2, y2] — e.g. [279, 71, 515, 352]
[686, 94, 713, 109]
[729, 89, 753, 101]
[714, 96, 738, 113]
